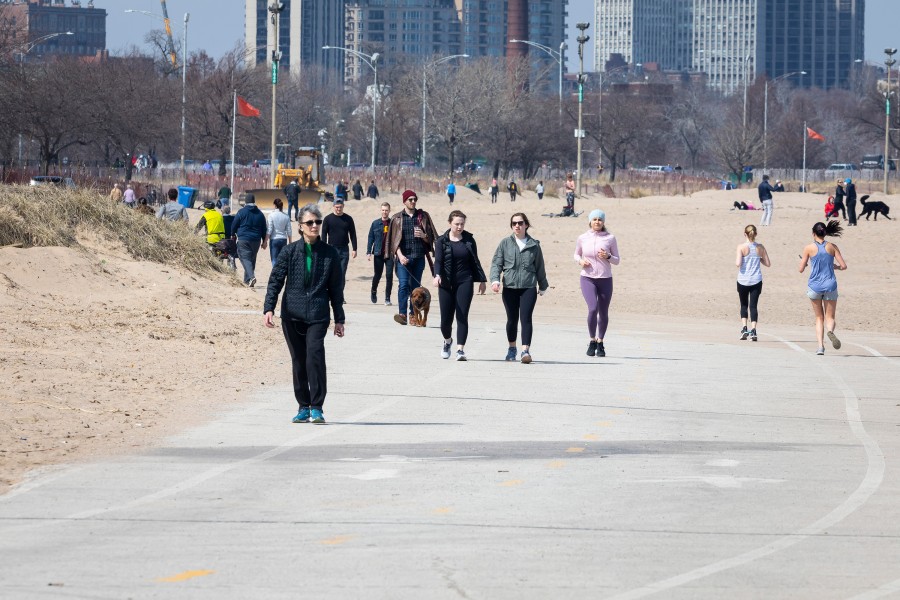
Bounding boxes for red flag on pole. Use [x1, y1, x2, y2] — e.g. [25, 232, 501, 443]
[807, 127, 825, 141]
[237, 96, 260, 117]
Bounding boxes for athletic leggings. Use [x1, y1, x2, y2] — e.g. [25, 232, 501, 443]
[438, 281, 474, 345]
[580, 276, 614, 339]
[502, 287, 538, 346]
[737, 281, 763, 322]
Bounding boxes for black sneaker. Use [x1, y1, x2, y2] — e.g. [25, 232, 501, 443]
[749, 329, 758, 342]
[596, 342, 606, 357]
[739, 327, 749, 340]
[586, 340, 597, 356]
[371, 290, 377, 304]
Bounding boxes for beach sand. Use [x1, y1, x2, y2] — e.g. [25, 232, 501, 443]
[1, 186, 896, 493]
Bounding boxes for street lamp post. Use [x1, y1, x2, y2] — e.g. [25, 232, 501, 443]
[14, 31, 74, 60]
[125, 9, 188, 178]
[575, 23, 590, 199]
[323, 45, 380, 169]
[421, 54, 468, 170]
[764, 70, 806, 170]
[884, 48, 897, 195]
[269, 2, 284, 186]
[742, 54, 751, 131]
[510, 39, 566, 119]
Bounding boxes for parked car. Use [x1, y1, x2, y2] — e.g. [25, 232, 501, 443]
[643, 165, 673, 173]
[860, 154, 896, 170]
[825, 163, 859, 173]
[29, 175, 76, 188]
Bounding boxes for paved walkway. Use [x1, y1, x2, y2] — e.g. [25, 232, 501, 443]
[1, 306, 899, 599]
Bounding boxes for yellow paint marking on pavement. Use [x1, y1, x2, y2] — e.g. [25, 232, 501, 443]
[595, 420, 613, 427]
[583, 434, 600, 441]
[157, 570, 215, 583]
[566, 447, 586, 453]
[500, 479, 524, 486]
[320, 535, 354, 546]
[433, 507, 454, 514]
[609, 409, 625, 415]
[546, 460, 566, 468]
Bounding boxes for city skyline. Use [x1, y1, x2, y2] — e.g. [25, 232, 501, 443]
[102, 0, 899, 73]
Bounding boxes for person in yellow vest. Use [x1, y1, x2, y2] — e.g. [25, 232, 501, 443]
[195, 200, 226, 246]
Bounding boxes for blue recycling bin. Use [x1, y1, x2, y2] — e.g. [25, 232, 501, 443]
[177, 186, 197, 209]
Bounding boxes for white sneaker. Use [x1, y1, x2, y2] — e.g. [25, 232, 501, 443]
[455, 349, 467, 361]
[441, 339, 452, 359]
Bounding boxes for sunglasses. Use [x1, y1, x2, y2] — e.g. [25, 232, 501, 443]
[301, 219, 323, 226]
[511, 220, 525, 226]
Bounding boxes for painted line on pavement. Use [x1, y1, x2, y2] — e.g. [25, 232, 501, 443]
[849, 342, 900, 366]
[607, 332, 886, 600]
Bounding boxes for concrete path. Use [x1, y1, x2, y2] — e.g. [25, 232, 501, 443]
[2, 304, 899, 599]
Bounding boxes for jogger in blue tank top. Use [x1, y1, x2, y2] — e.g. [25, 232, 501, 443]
[799, 220, 847, 355]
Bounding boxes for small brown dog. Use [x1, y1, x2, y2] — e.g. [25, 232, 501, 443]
[410, 287, 431, 327]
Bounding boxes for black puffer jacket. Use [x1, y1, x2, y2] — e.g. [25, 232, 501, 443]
[264, 239, 345, 324]
[433, 230, 487, 289]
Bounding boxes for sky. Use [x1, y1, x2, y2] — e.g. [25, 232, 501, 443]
[104, 0, 897, 72]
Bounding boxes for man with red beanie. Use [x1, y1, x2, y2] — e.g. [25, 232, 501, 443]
[387, 189, 438, 325]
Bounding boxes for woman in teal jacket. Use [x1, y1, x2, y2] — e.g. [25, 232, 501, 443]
[490, 212, 549, 364]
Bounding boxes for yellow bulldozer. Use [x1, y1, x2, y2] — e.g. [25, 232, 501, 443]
[242, 147, 327, 209]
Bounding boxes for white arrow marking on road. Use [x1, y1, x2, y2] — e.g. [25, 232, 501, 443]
[636, 476, 784, 489]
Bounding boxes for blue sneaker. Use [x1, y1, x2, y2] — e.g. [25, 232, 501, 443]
[310, 409, 326, 424]
[292, 408, 310, 423]
[505, 347, 517, 361]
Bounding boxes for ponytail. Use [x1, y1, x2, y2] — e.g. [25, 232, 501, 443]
[812, 219, 843, 239]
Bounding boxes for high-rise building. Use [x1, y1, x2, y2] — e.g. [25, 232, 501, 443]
[594, 0, 692, 72]
[245, 0, 345, 82]
[595, 0, 864, 92]
[6, 0, 106, 61]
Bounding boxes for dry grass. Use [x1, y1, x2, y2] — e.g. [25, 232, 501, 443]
[629, 187, 650, 199]
[0, 185, 226, 276]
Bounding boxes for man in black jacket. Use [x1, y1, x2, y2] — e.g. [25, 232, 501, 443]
[845, 178, 858, 226]
[366, 202, 393, 305]
[264, 203, 344, 425]
[283, 178, 300, 221]
[232, 193, 268, 287]
[321, 198, 357, 293]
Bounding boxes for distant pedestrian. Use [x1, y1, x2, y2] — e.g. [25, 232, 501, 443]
[335, 180, 349, 202]
[507, 181, 519, 202]
[735, 224, 771, 342]
[490, 212, 549, 364]
[828, 179, 847, 220]
[267, 198, 292, 265]
[367, 202, 394, 305]
[123, 184, 136, 208]
[433, 210, 487, 362]
[536, 181, 544, 200]
[156, 188, 189, 222]
[366, 180, 379, 200]
[109, 183, 123, 203]
[490, 179, 499, 204]
[574, 209, 620, 358]
[352, 179, 364, 201]
[565, 173, 576, 210]
[217, 183, 232, 209]
[264, 203, 345, 425]
[232, 192, 268, 287]
[447, 181, 456, 204]
[844, 178, 858, 226]
[758, 174, 775, 226]
[320, 197, 357, 293]
[799, 220, 847, 355]
[283, 178, 300, 221]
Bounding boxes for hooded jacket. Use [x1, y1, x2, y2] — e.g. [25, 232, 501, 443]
[232, 203, 267, 241]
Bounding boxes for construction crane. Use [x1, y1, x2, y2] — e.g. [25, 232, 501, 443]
[159, 0, 178, 69]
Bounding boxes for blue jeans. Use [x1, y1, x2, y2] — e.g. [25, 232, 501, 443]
[396, 256, 426, 316]
[270, 238, 287, 265]
[287, 198, 298, 221]
[236, 238, 261, 284]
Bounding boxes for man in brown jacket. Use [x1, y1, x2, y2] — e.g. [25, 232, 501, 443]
[387, 189, 438, 325]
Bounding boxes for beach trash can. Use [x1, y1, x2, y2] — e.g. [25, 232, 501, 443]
[177, 186, 197, 209]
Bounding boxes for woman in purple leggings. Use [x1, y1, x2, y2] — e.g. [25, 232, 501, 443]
[574, 209, 620, 357]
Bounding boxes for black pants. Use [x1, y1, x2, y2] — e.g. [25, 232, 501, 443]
[372, 256, 394, 299]
[502, 287, 538, 346]
[438, 281, 474, 345]
[827, 201, 846, 220]
[281, 319, 328, 410]
[847, 200, 857, 225]
[737, 281, 763, 322]
[335, 245, 350, 291]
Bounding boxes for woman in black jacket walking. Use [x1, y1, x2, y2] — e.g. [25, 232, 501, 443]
[264, 203, 345, 424]
[433, 210, 487, 361]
